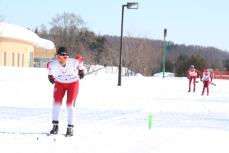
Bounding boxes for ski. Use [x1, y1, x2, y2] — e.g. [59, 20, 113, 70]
[36, 132, 73, 142]
[46, 133, 73, 138]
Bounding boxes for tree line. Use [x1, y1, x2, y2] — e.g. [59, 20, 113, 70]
[35, 12, 229, 76]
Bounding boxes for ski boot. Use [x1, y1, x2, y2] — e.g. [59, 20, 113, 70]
[50, 120, 59, 135]
[65, 124, 74, 137]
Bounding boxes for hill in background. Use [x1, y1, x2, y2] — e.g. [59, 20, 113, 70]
[35, 13, 229, 76]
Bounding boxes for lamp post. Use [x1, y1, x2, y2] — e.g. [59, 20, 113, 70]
[118, 2, 138, 86]
[162, 28, 167, 78]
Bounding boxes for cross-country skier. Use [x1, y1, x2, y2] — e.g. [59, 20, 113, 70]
[47, 47, 85, 137]
[200, 68, 213, 96]
[186, 65, 200, 92]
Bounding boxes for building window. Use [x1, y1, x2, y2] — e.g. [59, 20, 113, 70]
[22, 53, 24, 67]
[3, 52, 6, 66]
[12, 52, 15, 66]
[17, 53, 20, 67]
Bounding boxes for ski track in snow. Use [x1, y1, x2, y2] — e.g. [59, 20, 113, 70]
[1, 106, 229, 135]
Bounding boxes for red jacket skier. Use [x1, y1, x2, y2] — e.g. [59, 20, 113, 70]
[47, 47, 85, 137]
[200, 68, 213, 96]
[186, 65, 200, 92]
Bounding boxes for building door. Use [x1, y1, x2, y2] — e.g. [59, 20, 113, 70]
[29, 52, 33, 67]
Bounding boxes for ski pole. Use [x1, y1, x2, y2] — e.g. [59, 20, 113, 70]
[73, 64, 107, 107]
[85, 64, 107, 76]
[211, 82, 216, 86]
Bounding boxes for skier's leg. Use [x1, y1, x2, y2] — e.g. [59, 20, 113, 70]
[193, 77, 196, 92]
[64, 105, 75, 136]
[66, 106, 74, 136]
[52, 104, 61, 122]
[66, 81, 79, 124]
[66, 81, 79, 107]
[53, 82, 66, 105]
[66, 124, 74, 137]
[202, 81, 208, 95]
[202, 82, 205, 95]
[50, 82, 66, 134]
[50, 104, 62, 135]
[65, 81, 79, 136]
[201, 87, 205, 95]
[50, 120, 59, 134]
[52, 82, 65, 121]
[207, 82, 209, 96]
[188, 78, 192, 92]
[67, 106, 74, 125]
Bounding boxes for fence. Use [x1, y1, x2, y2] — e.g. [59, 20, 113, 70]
[213, 71, 229, 80]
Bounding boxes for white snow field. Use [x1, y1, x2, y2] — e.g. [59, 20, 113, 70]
[0, 66, 229, 153]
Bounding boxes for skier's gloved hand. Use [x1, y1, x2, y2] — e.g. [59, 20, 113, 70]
[48, 75, 55, 84]
[78, 70, 85, 79]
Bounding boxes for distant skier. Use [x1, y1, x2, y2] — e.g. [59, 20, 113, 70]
[186, 65, 200, 92]
[200, 68, 213, 96]
[47, 47, 85, 137]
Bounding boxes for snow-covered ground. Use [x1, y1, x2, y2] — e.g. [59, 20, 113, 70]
[0, 66, 229, 153]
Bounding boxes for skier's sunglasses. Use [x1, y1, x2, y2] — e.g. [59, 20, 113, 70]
[56, 55, 69, 60]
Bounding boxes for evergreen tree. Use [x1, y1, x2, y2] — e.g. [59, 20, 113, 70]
[175, 54, 189, 76]
[223, 59, 229, 71]
[175, 54, 207, 76]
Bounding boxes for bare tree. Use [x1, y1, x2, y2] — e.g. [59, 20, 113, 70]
[49, 12, 85, 56]
[103, 36, 162, 76]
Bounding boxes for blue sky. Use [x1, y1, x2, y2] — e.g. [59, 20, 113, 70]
[1, 0, 229, 51]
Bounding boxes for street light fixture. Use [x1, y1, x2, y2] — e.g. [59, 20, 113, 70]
[127, 2, 138, 9]
[118, 2, 138, 86]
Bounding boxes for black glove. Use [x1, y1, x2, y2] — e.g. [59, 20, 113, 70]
[78, 70, 85, 79]
[48, 75, 55, 84]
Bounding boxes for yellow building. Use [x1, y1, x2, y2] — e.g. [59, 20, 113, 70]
[0, 22, 55, 67]
[34, 46, 56, 67]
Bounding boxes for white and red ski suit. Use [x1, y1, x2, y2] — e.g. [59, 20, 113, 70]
[47, 57, 84, 125]
[186, 67, 200, 92]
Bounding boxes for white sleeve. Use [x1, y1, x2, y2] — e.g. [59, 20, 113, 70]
[78, 61, 85, 70]
[73, 58, 84, 71]
[47, 60, 55, 76]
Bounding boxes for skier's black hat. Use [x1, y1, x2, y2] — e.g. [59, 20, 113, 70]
[56, 46, 68, 56]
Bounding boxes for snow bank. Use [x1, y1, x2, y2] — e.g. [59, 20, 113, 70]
[153, 72, 175, 77]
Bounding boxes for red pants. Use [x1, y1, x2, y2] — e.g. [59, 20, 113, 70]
[202, 81, 209, 96]
[189, 76, 197, 91]
[53, 81, 79, 106]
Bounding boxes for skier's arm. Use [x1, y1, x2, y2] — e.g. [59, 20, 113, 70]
[196, 69, 201, 78]
[74, 57, 85, 79]
[185, 68, 190, 78]
[47, 61, 55, 84]
[78, 61, 85, 79]
[200, 72, 203, 81]
[210, 72, 214, 83]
